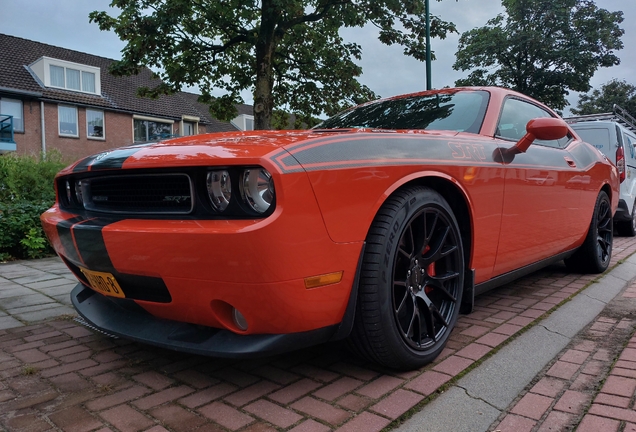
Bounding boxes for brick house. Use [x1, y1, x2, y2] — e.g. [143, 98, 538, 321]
[0, 34, 254, 159]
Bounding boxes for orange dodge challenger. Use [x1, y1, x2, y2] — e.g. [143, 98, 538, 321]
[41, 87, 619, 370]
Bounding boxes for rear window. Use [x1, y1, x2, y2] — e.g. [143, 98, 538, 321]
[573, 127, 611, 152]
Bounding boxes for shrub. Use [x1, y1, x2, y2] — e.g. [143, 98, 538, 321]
[0, 152, 67, 260]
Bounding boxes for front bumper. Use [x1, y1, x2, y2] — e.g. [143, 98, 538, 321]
[71, 283, 339, 357]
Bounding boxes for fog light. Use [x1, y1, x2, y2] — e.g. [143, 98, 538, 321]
[232, 308, 248, 331]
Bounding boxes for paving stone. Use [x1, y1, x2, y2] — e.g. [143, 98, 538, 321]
[132, 385, 194, 410]
[600, 376, 636, 398]
[495, 414, 537, 432]
[312, 377, 362, 402]
[244, 399, 303, 428]
[288, 419, 331, 432]
[99, 404, 155, 431]
[291, 396, 351, 425]
[49, 406, 103, 432]
[333, 411, 390, 432]
[537, 411, 575, 432]
[510, 393, 554, 420]
[149, 404, 208, 431]
[370, 389, 423, 420]
[530, 377, 566, 398]
[355, 375, 403, 399]
[576, 414, 621, 432]
[546, 361, 580, 380]
[269, 378, 323, 404]
[403, 370, 451, 396]
[179, 383, 238, 409]
[553, 390, 591, 414]
[198, 401, 254, 431]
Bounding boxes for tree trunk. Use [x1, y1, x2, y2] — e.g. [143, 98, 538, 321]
[254, 0, 279, 130]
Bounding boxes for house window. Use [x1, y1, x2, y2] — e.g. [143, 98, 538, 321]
[49, 64, 97, 94]
[29, 57, 101, 95]
[134, 119, 172, 142]
[58, 105, 78, 137]
[86, 109, 104, 139]
[231, 114, 255, 131]
[183, 121, 195, 136]
[82, 71, 96, 93]
[0, 98, 24, 132]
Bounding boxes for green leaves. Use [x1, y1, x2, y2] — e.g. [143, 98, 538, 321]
[91, 0, 457, 128]
[453, 0, 624, 111]
[573, 79, 636, 117]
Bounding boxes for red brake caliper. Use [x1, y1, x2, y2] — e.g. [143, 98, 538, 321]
[423, 245, 435, 294]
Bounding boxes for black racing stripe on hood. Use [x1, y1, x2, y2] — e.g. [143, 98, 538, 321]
[72, 142, 157, 173]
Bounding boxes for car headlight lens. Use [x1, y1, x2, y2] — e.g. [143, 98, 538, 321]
[207, 170, 232, 212]
[241, 168, 274, 213]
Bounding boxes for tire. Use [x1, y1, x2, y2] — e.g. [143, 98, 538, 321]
[349, 186, 464, 370]
[617, 201, 636, 237]
[564, 191, 613, 273]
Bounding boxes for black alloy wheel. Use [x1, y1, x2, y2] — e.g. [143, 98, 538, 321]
[349, 187, 464, 370]
[565, 191, 613, 273]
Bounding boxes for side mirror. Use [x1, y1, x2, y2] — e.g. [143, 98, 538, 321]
[514, 117, 569, 153]
[494, 117, 569, 164]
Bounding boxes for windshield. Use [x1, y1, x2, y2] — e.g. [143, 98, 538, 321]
[316, 90, 490, 134]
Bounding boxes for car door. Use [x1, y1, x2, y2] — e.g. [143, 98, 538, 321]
[492, 97, 583, 276]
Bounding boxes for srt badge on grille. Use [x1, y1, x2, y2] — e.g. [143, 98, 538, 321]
[163, 196, 190, 203]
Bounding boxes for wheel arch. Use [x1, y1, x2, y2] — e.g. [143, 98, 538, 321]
[370, 173, 476, 313]
[375, 173, 474, 271]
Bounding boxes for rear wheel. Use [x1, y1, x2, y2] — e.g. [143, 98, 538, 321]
[349, 187, 464, 370]
[617, 201, 636, 237]
[565, 191, 612, 273]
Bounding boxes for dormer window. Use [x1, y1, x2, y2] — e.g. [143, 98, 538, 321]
[29, 57, 101, 95]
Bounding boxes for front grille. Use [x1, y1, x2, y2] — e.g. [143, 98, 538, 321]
[83, 174, 193, 214]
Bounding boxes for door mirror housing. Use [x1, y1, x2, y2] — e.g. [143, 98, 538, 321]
[514, 117, 569, 153]
[494, 117, 569, 164]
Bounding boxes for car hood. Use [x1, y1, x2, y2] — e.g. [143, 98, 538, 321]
[61, 129, 462, 175]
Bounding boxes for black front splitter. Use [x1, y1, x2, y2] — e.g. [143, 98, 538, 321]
[70, 283, 338, 358]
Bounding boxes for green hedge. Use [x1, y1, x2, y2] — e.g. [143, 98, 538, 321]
[0, 152, 67, 260]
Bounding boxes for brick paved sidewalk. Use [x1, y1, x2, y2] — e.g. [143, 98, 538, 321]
[1, 235, 636, 432]
[490, 280, 636, 432]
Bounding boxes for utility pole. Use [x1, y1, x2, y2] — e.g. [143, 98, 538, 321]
[425, 0, 432, 90]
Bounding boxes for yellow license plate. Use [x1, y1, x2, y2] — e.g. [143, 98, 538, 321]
[80, 268, 125, 298]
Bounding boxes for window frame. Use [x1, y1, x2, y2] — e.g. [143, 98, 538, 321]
[29, 57, 101, 95]
[0, 98, 24, 133]
[58, 105, 79, 138]
[132, 115, 174, 142]
[495, 96, 571, 149]
[86, 109, 105, 140]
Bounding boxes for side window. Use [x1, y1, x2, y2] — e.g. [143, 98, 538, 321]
[624, 132, 636, 162]
[496, 98, 566, 148]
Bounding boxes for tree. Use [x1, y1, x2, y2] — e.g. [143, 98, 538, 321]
[90, 0, 457, 130]
[573, 79, 636, 117]
[452, 0, 624, 111]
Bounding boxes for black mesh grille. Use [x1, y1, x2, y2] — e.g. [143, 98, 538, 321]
[86, 174, 193, 214]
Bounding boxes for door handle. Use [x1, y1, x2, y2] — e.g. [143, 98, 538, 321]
[564, 157, 576, 168]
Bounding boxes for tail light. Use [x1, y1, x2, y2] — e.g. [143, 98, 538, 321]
[617, 146, 626, 183]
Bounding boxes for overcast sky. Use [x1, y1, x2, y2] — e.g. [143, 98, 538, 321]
[1, 0, 633, 115]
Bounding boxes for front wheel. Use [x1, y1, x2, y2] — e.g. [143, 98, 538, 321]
[349, 187, 464, 370]
[565, 191, 613, 273]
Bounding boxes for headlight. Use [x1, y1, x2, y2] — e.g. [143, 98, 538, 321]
[241, 168, 274, 213]
[207, 170, 232, 212]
